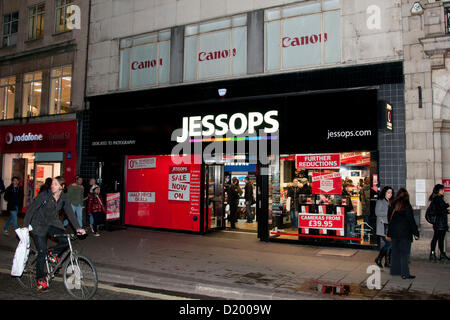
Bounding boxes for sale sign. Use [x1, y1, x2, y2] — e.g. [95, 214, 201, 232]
[296, 153, 340, 169]
[127, 192, 155, 203]
[312, 172, 342, 194]
[443, 179, 450, 192]
[299, 213, 344, 231]
[106, 193, 120, 221]
[169, 166, 190, 202]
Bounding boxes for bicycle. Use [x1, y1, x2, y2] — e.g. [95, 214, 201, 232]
[16, 233, 98, 300]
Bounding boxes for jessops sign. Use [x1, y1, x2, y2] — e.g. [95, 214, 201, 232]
[175, 111, 279, 143]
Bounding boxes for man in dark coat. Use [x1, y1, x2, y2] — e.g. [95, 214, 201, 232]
[2, 177, 24, 235]
[244, 177, 254, 223]
[227, 177, 243, 229]
[287, 179, 301, 228]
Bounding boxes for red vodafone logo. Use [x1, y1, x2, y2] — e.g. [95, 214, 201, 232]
[5, 132, 13, 145]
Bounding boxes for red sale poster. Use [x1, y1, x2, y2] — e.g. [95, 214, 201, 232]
[312, 172, 342, 195]
[106, 193, 120, 221]
[125, 155, 201, 232]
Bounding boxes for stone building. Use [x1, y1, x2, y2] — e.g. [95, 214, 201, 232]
[82, 0, 448, 252]
[0, 0, 89, 210]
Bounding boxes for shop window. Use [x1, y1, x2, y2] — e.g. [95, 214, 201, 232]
[184, 15, 247, 82]
[0, 76, 15, 120]
[22, 71, 42, 117]
[264, 0, 340, 72]
[54, 0, 73, 34]
[270, 152, 378, 247]
[119, 30, 170, 89]
[28, 3, 45, 40]
[49, 65, 72, 114]
[2, 11, 19, 47]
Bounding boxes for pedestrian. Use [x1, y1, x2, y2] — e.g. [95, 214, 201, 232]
[244, 177, 254, 223]
[87, 186, 106, 237]
[38, 177, 53, 194]
[374, 186, 394, 268]
[287, 178, 301, 228]
[23, 176, 85, 292]
[0, 178, 5, 194]
[387, 188, 419, 279]
[227, 177, 243, 229]
[3, 177, 24, 235]
[428, 184, 450, 261]
[360, 177, 371, 225]
[89, 177, 99, 193]
[84, 178, 99, 232]
[66, 176, 85, 229]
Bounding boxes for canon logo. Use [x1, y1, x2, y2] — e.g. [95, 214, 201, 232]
[176, 111, 279, 143]
[282, 33, 328, 48]
[6, 132, 44, 144]
[131, 59, 163, 71]
[198, 48, 237, 62]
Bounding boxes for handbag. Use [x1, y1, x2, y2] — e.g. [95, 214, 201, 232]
[385, 208, 397, 242]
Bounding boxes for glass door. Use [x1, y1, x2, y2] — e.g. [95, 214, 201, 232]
[34, 162, 62, 196]
[205, 164, 225, 230]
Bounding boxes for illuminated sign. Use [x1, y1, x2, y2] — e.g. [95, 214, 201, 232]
[386, 103, 393, 131]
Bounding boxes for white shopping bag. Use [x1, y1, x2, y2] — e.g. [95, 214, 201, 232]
[286, 197, 291, 212]
[11, 227, 31, 277]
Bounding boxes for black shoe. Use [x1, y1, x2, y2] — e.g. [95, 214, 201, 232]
[384, 249, 392, 268]
[375, 248, 386, 268]
[429, 251, 437, 262]
[439, 252, 450, 261]
[402, 275, 416, 279]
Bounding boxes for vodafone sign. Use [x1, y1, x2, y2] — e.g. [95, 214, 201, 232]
[5, 132, 43, 144]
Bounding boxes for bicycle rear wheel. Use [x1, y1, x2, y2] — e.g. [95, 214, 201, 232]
[16, 248, 37, 290]
[63, 254, 98, 300]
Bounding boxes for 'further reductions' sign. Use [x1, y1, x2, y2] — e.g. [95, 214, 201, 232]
[296, 154, 340, 169]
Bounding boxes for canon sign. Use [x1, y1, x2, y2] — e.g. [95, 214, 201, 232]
[176, 111, 279, 143]
[5, 132, 43, 144]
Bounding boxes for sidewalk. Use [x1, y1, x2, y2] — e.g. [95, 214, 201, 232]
[1, 218, 449, 300]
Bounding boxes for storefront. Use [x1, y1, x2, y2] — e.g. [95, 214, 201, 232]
[0, 120, 77, 212]
[86, 61, 403, 248]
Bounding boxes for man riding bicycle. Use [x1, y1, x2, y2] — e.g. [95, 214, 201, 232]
[23, 176, 86, 292]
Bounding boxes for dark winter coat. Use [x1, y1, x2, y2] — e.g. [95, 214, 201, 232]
[387, 204, 419, 242]
[3, 184, 24, 212]
[23, 190, 81, 237]
[87, 193, 106, 215]
[430, 195, 449, 231]
[227, 184, 243, 205]
[287, 186, 301, 210]
[244, 182, 254, 203]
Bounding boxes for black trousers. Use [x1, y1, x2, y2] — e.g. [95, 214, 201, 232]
[390, 238, 412, 277]
[33, 226, 68, 280]
[229, 202, 238, 227]
[431, 229, 447, 253]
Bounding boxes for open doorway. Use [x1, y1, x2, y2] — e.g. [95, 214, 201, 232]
[205, 161, 258, 233]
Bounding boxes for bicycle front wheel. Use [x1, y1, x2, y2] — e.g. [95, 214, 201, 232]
[16, 248, 37, 290]
[63, 254, 98, 300]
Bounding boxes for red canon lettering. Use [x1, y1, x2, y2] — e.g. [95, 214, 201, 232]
[282, 33, 328, 48]
[131, 59, 163, 70]
[198, 48, 237, 62]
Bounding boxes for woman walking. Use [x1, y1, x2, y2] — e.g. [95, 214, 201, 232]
[87, 186, 106, 237]
[374, 186, 394, 268]
[428, 184, 450, 261]
[387, 188, 419, 279]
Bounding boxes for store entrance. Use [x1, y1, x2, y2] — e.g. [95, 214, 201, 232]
[34, 162, 62, 196]
[205, 161, 258, 233]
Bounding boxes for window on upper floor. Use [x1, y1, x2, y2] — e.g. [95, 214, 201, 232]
[28, 3, 45, 40]
[49, 65, 72, 115]
[0, 76, 16, 120]
[2, 11, 18, 47]
[55, 0, 74, 34]
[445, 2, 450, 34]
[22, 71, 42, 117]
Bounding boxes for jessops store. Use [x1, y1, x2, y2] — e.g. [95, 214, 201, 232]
[85, 4, 405, 249]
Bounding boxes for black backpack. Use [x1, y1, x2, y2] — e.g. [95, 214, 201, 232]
[425, 201, 436, 225]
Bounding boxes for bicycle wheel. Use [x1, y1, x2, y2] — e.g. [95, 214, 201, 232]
[16, 248, 37, 290]
[63, 254, 98, 300]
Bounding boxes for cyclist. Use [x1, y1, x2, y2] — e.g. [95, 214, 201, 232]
[23, 176, 86, 292]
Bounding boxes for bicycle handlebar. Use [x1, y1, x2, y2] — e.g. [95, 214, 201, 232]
[53, 233, 88, 240]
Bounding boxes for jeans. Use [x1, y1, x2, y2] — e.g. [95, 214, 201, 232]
[346, 212, 356, 238]
[290, 209, 298, 228]
[33, 226, 68, 279]
[71, 204, 83, 228]
[246, 202, 253, 222]
[91, 212, 104, 233]
[390, 239, 412, 277]
[3, 206, 19, 232]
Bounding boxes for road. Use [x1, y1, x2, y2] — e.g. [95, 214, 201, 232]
[0, 268, 196, 300]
